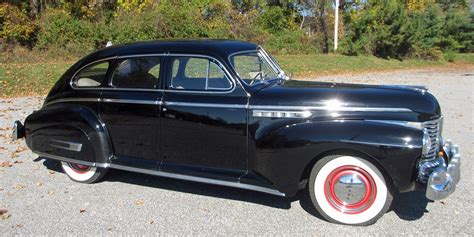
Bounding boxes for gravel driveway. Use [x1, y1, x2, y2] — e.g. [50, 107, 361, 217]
[1, 67, 473, 235]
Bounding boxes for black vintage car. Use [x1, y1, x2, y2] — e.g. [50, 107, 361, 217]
[13, 40, 460, 225]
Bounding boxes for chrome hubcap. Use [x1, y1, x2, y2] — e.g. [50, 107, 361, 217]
[324, 165, 377, 214]
[333, 173, 367, 205]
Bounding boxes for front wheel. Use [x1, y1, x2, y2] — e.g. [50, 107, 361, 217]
[308, 155, 393, 226]
[61, 161, 108, 183]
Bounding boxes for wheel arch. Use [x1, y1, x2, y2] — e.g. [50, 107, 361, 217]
[24, 103, 113, 166]
[298, 148, 398, 195]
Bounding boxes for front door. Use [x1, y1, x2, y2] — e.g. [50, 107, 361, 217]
[100, 56, 164, 166]
[160, 55, 248, 180]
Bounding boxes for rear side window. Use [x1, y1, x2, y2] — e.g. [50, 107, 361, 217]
[169, 57, 232, 91]
[111, 57, 161, 89]
[73, 61, 109, 88]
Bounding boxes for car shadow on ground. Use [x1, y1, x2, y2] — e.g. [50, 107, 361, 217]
[37, 157, 430, 222]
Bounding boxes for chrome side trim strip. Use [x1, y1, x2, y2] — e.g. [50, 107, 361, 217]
[252, 110, 312, 118]
[102, 98, 159, 105]
[50, 139, 83, 152]
[366, 120, 423, 130]
[249, 105, 412, 112]
[164, 101, 247, 109]
[45, 98, 412, 113]
[342, 140, 422, 148]
[109, 164, 286, 197]
[45, 98, 100, 106]
[33, 151, 110, 168]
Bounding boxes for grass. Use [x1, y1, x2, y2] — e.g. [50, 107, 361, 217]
[1, 52, 473, 97]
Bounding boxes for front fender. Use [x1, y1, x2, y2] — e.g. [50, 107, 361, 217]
[25, 104, 112, 166]
[249, 120, 423, 196]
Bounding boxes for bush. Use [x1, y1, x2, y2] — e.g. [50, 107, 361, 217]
[36, 9, 96, 53]
[0, 3, 39, 49]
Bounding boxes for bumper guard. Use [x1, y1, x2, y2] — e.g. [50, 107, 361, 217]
[425, 139, 461, 200]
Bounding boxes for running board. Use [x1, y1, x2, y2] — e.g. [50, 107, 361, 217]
[110, 164, 286, 197]
[34, 151, 285, 197]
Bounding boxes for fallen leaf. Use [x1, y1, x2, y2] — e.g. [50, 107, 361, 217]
[47, 190, 54, 195]
[10, 153, 18, 159]
[16, 224, 23, 228]
[0, 162, 13, 167]
[36, 182, 43, 187]
[440, 201, 446, 205]
[149, 220, 154, 224]
[13, 161, 23, 164]
[13, 184, 26, 189]
[15, 146, 27, 153]
[47, 170, 56, 175]
[1, 210, 10, 220]
[2, 213, 10, 220]
[79, 209, 86, 213]
[135, 199, 144, 205]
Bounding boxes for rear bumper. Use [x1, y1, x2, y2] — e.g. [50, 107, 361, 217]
[421, 140, 461, 200]
[12, 120, 25, 140]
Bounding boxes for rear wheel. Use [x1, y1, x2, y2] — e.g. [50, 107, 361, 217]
[61, 161, 108, 183]
[308, 155, 393, 225]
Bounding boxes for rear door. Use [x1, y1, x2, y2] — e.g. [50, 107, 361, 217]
[100, 56, 164, 167]
[160, 55, 249, 181]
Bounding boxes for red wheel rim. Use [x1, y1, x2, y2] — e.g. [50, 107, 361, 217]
[67, 162, 91, 174]
[324, 165, 377, 214]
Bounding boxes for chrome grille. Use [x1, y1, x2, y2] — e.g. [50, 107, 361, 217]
[423, 118, 442, 158]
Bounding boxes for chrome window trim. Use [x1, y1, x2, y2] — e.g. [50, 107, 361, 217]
[166, 54, 236, 94]
[109, 55, 163, 90]
[70, 56, 117, 90]
[227, 50, 281, 86]
[110, 164, 285, 197]
[70, 53, 249, 95]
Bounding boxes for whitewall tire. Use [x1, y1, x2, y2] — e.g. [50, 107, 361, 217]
[61, 161, 108, 183]
[309, 155, 393, 225]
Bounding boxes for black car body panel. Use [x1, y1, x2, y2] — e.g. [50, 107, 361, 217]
[20, 39, 445, 197]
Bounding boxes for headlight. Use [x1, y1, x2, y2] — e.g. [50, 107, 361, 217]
[422, 130, 432, 155]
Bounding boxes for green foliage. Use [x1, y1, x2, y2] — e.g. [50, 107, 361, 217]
[1, 0, 472, 59]
[0, 3, 39, 49]
[257, 6, 291, 34]
[341, 0, 473, 59]
[35, 9, 96, 53]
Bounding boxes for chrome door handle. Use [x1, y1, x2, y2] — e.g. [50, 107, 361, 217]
[162, 107, 167, 112]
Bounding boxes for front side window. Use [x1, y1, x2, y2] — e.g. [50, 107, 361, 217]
[169, 57, 232, 91]
[73, 61, 110, 88]
[111, 57, 161, 89]
[230, 51, 279, 85]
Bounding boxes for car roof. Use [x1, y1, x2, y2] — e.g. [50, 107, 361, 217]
[82, 39, 259, 63]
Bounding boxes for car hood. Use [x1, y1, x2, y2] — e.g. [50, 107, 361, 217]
[250, 80, 441, 121]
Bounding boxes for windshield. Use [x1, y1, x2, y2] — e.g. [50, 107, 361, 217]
[230, 51, 281, 86]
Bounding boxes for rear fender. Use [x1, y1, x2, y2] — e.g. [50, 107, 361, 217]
[24, 105, 112, 167]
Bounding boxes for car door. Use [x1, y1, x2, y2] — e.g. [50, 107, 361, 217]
[100, 56, 164, 167]
[160, 55, 249, 181]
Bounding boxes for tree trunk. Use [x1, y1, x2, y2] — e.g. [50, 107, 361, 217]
[318, 0, 329, 53]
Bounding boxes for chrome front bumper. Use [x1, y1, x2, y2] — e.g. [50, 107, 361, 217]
[422, 140, 461, 200]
